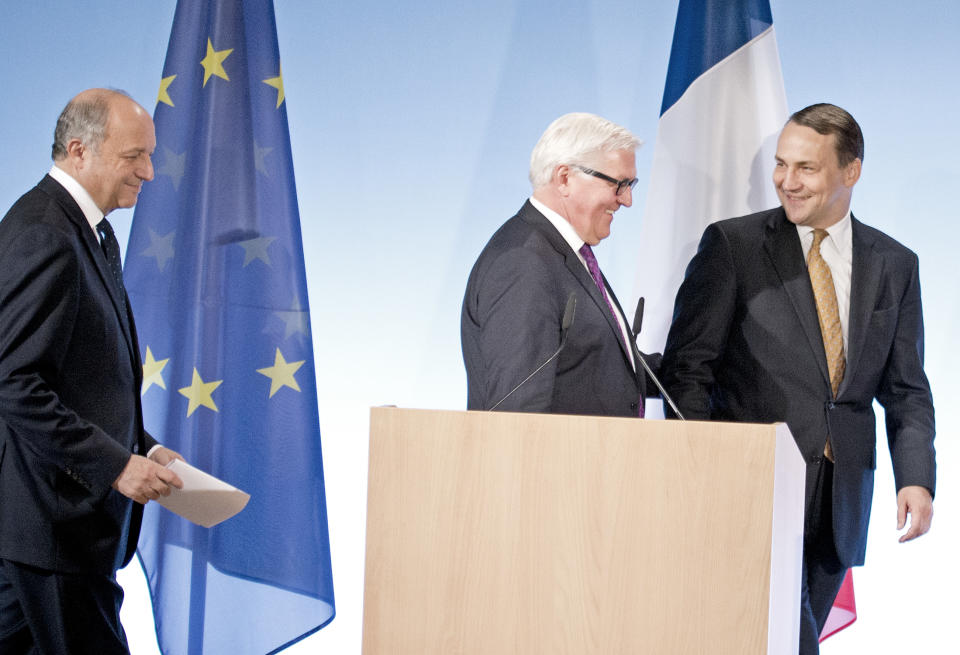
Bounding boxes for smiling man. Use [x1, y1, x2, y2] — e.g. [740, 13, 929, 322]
[0, 89, 183, 654]
[660, 103, 936, 655]
[461, 112, 660, 416]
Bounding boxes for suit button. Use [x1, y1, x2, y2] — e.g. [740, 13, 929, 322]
[811, 455, 823, 464]
[630, 402, 638, 410]
[828, 402, 836, 410]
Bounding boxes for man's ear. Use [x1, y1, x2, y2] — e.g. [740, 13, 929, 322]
[555, 164, 572, 196]
[64, 138, 87, 165]
[843, 158, 862, 188]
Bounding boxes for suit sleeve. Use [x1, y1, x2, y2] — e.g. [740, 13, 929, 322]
[660, 223, 737, 419]
[638, 351, 663, 398]
[465, 247, 563, 411]
[0, 222, 131, 498]
[875, 253, 936, 496]
[144, 430, 160, 454]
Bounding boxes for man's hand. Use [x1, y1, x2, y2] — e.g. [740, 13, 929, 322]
[897, 485, 933, 543]
[112, 454, 184, 504]
[148, 446, 185, 467]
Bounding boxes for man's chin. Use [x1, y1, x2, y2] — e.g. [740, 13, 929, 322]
[782, 208, 806, 226]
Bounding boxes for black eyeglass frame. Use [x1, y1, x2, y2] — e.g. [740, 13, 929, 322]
[573, 165, 638, 195]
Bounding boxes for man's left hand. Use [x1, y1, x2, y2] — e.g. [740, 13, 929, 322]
[148, 446, 185, 467]
[897, 485, 933, 543]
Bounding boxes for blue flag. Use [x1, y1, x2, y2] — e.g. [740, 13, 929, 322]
[125, 1, 335, 653]
[659, 0, 774, 115]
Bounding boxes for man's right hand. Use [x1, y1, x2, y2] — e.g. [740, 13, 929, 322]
[112, 454, 184, 504]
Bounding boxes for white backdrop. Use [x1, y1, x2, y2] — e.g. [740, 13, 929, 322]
[1, 2, 957, 652]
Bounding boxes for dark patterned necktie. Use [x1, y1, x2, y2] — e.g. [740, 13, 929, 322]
[579, 243, 644, 417]
[96, 218, 126, 296]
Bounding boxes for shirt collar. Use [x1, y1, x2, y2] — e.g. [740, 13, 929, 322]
[796, 210, 852, 249]
[49, 164, 103, 238]
[529, 196, 585, 255]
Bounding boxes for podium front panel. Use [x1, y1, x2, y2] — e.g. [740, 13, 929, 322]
[363, 408, 803, 654]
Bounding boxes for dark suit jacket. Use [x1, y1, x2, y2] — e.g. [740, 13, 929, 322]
[661, 207, 936, 567]
[0, 175, 155, 575]
[462, 200, 655, 416]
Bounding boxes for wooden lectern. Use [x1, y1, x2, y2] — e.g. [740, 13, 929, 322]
[363, 407, 805, 654]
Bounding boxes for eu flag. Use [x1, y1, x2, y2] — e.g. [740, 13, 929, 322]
[125, 1, 335, 653]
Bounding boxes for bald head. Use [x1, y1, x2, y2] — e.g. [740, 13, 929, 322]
[53, 89, 136, 160]
[52, 88, 156, 214]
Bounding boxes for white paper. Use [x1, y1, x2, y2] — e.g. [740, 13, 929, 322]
[156, 459, 250, 528]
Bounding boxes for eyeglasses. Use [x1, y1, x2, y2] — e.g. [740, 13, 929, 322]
[573, 165, 638, 196]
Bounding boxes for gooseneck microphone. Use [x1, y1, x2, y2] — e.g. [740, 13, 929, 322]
[631, 297, 686, 420]
[489, 292, 577, 411]
[632, 297, 644, 337]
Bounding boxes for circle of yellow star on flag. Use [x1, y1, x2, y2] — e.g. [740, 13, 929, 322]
[257, 348, 305, 398]
[263, 65, 285, 108]
[201, 38, 233, 87]
[178, 368, 223, 417]
[157, 75, 177, 107]
[141, 346, 169, 396]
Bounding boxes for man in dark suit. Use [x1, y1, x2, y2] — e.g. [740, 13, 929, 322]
[462, 112, 657, 416]
[0, 89, 184, 653]
[660, 103, 935, 654]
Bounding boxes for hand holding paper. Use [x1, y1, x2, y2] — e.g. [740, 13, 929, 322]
[156, 459, 250, 528]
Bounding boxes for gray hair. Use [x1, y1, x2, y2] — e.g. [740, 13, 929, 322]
[51, 89, 131, 160]
[529, 112, 641, 189]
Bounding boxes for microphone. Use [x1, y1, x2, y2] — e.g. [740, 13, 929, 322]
[632, 296, 644, 337]
[630, 297, 686, 420]
[490, 292, 577, 411]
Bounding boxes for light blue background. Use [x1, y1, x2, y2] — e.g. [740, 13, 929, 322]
[2, 2, 956, 652]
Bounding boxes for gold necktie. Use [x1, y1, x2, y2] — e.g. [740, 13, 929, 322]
[808, 229, 845, 461]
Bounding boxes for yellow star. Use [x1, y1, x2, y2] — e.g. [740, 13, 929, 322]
[257, 348, 304, 398]
[200, 38, 233, 87]
[178, 368, 222, 417]
[157, 74, 177, 107]
[141, 347, 169, 396]
[263, 65, 285, 108]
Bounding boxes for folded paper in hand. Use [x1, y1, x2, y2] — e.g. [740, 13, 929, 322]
[156, 459, 251, 528]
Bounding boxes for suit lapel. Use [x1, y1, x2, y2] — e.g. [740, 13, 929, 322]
[80, 219, 136, 348]
[842, 216, 882, 396]
[39, 176, 137, 363]
[599, 270, 636, 365]
[761, 209, 832, 388]
[520, 202, 636, 372]
[562, 254, 633, 365]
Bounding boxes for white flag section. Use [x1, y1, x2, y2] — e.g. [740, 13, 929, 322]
[635, 28, 786, 363]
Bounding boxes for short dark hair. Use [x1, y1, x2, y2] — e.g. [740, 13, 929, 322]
[788, 103, 864, 167]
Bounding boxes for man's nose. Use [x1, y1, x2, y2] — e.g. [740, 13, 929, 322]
[781, 168, 801, 189]
[140, 156, 155, 182]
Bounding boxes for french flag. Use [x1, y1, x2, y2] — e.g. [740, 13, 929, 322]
[635, 0, 856, 644]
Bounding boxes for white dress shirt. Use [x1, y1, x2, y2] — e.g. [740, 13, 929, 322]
[48, 164, 103, 239]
